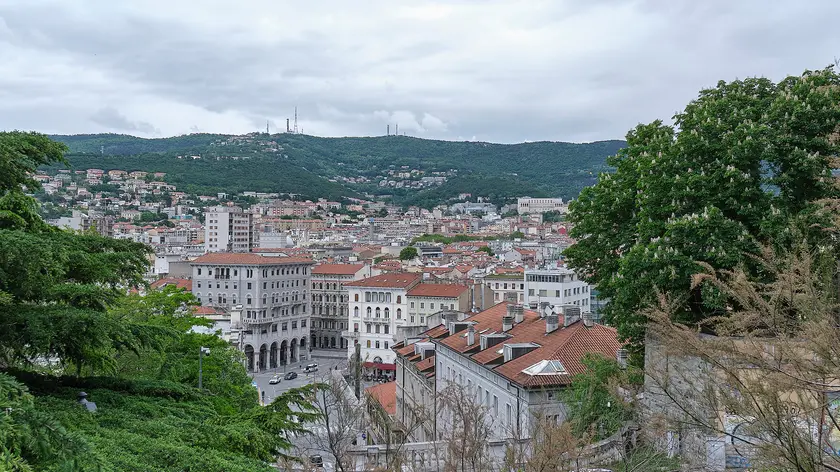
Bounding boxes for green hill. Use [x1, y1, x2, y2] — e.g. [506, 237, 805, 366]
[48, 133, 625, 205]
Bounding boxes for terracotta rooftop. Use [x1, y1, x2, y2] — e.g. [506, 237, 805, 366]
[345, 272, 421, 289]
[149, 277, 192, 291]
[191, 253, 313, 266]
[365, 382, 397, 416]
[312, 263, 365, 275]
[407, 284, 468, 298]
[420, 302, 622, 389]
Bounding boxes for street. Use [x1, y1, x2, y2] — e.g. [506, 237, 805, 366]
[252, 352, 348, 404]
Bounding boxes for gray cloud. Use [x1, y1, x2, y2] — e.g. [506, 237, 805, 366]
[0, 0, 839, 143]
[90, 107, 159, 135]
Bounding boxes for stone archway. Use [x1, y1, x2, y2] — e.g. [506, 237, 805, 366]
[244, 344, 255, 372]
[290, 338, 298, 363]
[270, 342, 278, 369]
[280, 340, 288, 366]
[259, 344, 268, 371]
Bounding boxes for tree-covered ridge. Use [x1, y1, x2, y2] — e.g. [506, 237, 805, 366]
[564, 67, 840, 355]
[48, 133, 624, 204]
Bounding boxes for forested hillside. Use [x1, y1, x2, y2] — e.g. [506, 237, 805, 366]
[50, 133, 625, 205]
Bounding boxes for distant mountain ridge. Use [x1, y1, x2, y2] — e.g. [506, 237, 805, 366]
[48, 133, 626, 206]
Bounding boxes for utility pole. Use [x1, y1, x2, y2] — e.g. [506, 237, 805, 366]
[354, 342, 361, 399]
[198, 346, 210, 389]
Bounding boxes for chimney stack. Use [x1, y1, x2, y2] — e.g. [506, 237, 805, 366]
[513, 304, 524, 324]
[467, 325, 475, 345]
[616, 348, 628, 369]
[582, 312, 594, 328]
[563, 306, 581, 327]
[545, 313, 559, 334]
[502, 315, 514, 332]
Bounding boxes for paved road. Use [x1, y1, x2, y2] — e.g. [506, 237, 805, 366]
[252, 355, 348, 404]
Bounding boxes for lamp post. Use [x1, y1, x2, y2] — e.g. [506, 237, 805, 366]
[198, 346, 210, 389]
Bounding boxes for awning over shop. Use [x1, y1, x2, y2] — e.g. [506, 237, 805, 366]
[362, 362, 396, 371]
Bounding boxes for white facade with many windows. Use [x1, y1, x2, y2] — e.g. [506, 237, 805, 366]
[190, 253, 313, 372]
[524, 267, 591, 314]
[516, 197, 567, 215]
[343, 273, 421, 367]
[204, 205, 254, 253]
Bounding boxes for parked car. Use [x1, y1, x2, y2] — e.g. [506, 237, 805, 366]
[268, 375, 281, 385]
[284, 371, 298, 380]
[304, 363, 319, 373]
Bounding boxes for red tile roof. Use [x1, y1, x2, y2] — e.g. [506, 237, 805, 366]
[431, 302, 622, 388]
[193, 306, 224, 315]
[365, 382, 397, 416]
[407, 284, 468, 298]
[312, 263, 365, 275]
[149, 277, 192, 291]
[345, 272, 421, 289]
[191, 253, 313, 266]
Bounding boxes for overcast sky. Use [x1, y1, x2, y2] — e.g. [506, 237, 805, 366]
[1, 1, 838, 143]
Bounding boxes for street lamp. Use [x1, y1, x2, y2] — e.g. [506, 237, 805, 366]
[198, 346, 210, 390]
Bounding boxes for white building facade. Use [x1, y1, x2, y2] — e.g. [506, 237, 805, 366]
[190, 253, 314, 372]
[516, 197, 567, 215]
[204, 205, 254, 253]
[524, 267, 591, 314]
[310, 263, 375, 351]
[343, 273, 422, 369]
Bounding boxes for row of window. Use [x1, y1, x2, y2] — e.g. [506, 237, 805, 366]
[493, 282, 525, 290]
[362, 292, 400, 303]
[313, 282, 343, 290]
[196, 266, 307, 277]
[353, 323, 391, 335]
[525, 273, 577, 283]
[363, 340, 389, 350]
[316, 321, 346, 330]
[527, 286, 590, 297]
[353, 307, 401, 319]
[409, 301, 455, 310]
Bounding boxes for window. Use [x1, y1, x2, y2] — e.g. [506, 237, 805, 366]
[366, 340, 371, 348]
[197, 281, 201, 288]
[450, 304, 454, 310]
[493, 395, 498, 415]
[507, 404, 512, 426]
[353, 323, 359, 332]
[384, 308, 390, 318]
[396, 309, 401, 319]
[375, 307, 381, 318]
[503, 283, 508, 289]
[272, 324, 277, 332]
[375, 341, 380, 349]
[247, 297, 252, 305]
[430, 303, 435, 310]
[420, 302, 424, 309]
[354, 307, 359, 317]
[529, 289, 534, 296]
[355, 293, 359, 302]
[367, 307, 372, 317]
[263, 282, 267, 289]
[247, 282, 252, 290]
[556, 290, 561, 297]
[375, 325, 380, 334]
[384, 325, 389, 334]
[282, 322, 288, 331]
[420, 316, 425, 324]
[396, 295, 401, 304]
[410, 302, 415, 308]
[366, 324, 371, 333]
[292, 321, 297, 329]
[365, 292, 371, 302]
[384, 341, 389, 349]
[197, 268, 202, 275]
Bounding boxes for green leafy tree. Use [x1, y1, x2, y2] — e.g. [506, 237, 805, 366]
[478, 246, 494, 256]
[564, 354, 632, 440]
[399, 246, 418, 260]
[565, 67, 840, 355]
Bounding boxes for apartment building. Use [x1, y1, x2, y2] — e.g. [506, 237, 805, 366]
[524, 267, 591, 314]
[405, 284, 469, 327]
[204, 205, 254, 253]
[343, 273, 422, 373]
[516, 197, 567, 215]
[190, 253, 314, 372]
[482, 273, 525, 305]
[310, 263, 374, 351]
[393, 303, 622, 442]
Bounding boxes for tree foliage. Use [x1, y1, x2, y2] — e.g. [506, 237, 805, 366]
[564, 354, 633, 440]
[398, 246, 418, 260]
[565, 67, 840, 353]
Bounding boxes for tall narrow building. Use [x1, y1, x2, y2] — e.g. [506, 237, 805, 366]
[204, 205, 254, 253]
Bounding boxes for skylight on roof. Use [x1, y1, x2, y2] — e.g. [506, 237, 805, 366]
[522, 360, 568, 376]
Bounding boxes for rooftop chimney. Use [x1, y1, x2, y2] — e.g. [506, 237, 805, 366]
[582, 312, 595, 328]
[502, 315, 514, 332]
[467, 325, 475, 346]
[513, 304, 524, 324]
[616, 348, 629, 369]
[545, 313, 559, 334]
[563, 306, 581, 327]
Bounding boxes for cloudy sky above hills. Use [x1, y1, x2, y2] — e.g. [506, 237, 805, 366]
[1, 0, 838, 143]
